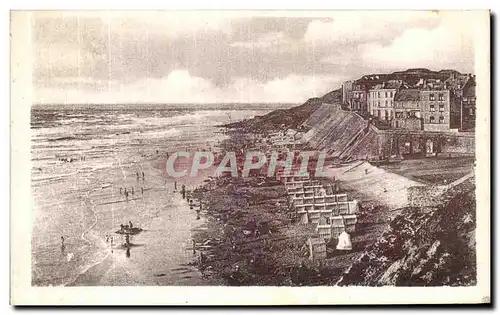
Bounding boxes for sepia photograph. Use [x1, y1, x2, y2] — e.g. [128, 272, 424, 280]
[10, 9, 490, 305]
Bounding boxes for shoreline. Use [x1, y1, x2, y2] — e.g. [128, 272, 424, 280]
[68, 145, 227, 286]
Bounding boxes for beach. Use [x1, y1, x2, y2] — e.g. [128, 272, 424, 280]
[31, 104, 277, 286]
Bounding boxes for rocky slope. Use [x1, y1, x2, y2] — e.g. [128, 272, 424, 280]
[224, 89, 342, 132]
[337, 177, 476, 286]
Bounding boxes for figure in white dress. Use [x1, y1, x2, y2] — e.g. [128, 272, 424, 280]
[336, 231, 352, 251]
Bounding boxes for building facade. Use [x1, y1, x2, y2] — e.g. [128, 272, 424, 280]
[460, 76, 476, 131]
[368, 80, 402, 121]
[421, 89, 451, 131]
[342, 80, 354, 104]
[346, 87, 368, 113]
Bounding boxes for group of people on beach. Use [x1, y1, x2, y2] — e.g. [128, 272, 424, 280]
[119, 186, 145, 199]
[119, 220, 134, 232]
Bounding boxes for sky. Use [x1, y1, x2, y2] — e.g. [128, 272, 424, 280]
[32, 11, 477, 104]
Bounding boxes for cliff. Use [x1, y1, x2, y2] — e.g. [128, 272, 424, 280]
[224, 89, 342, 132]
[336, 176, 476, 286]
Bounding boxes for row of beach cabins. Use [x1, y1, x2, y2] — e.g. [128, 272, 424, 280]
[262, 130, 358, 260]
[277, 171, 358, 240]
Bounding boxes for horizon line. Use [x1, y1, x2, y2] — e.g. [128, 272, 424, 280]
[32, 102, 302, 106]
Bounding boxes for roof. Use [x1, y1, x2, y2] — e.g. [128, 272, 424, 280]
[371, 80, 403, 90]
[394, 89, 420, 102]
[462, 77, 476, 97]
[445, 74, 470, 90]
[317, 216, 329, 226]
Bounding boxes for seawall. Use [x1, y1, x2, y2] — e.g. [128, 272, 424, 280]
[302, 106, 475, 161]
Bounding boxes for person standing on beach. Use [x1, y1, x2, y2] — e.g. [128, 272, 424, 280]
[174, 181, 177, 191]
[181, 184, 186, 199]
[125, 189, 129, 201]
[120, 187, 123, 195]
[131, 187, 134, 195]
[142, 172, 145, 180]
[141, 187, 144, 195]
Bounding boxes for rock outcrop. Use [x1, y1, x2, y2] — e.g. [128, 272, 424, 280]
[336, 176, 476, 286]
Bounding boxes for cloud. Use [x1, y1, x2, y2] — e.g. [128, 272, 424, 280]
[32, 12, 480, 104]
[35, 70, 344, 104]
[33, 11, 234, 39]
[231, 32, 289, 49]
[360, 15, 474, 72]
[303, 11, 440, 45]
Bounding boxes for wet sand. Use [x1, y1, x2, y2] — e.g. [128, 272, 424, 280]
[69, 152, 224, 286]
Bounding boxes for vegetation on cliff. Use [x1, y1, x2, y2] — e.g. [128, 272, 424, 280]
[337, 177, 476, 286]
[223, 89, 341, 132]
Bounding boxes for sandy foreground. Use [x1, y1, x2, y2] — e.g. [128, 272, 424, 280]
[69, 152, 224, 286]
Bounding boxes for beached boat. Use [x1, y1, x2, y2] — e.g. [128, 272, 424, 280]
[115, 227, 143, 235]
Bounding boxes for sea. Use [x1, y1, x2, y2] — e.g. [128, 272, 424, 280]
[30, 103, 292, 286]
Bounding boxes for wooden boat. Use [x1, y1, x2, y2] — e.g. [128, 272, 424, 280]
[115, 227, 143, 235]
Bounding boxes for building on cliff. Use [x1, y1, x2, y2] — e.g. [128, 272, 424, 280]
[367, 80, 403, 121]
[345, 83, 369, 114]
[340, 71, 476, 133]
[461, 77, 476, 131]
[420, 88, 452, 132]
[342, 80, 353, 104]
[392, 89, 423, 131]
[445, 73, 476, 131]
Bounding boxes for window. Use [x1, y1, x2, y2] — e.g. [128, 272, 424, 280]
[470, 108, 474, 116]
[378, 101, 381, 106]
[429, 93, 435, 101]
[385, 100, 388, 106]
[377, 110, 381, 118]
[378, 92, 380, 98]
[390, 92, 393, 98]
[463, 97, 468, 102]
[430, 104, 435, 112]
[439, 116, 445, 124]
[438, 93, 444, 101]
[360, 93, 364, 98]
[429, 116, 435, 123]
[439, 104, 444, 112]
[385, 110, 389, 120]
[385, 92, 388, 98]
